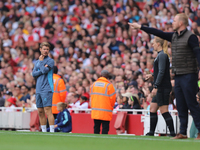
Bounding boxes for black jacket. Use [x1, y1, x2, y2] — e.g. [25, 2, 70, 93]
[153, 50, 171, 88]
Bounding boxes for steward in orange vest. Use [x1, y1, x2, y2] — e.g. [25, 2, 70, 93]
[90, 70, 116, 134]
[52, 66, 67, 118]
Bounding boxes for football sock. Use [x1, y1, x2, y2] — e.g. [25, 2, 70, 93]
[50, 125, 55, 133]
[41, 125, 46, 132]
[149, 112, 158, 134]
[162, 112, 175, 135]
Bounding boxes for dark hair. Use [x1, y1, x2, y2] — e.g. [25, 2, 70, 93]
[22, 85, 30, 91]
[81, 96, 87, 101]
[81, 86, 86, 93]
[130, 96, 139, 105]
[74, 94, 79, 99]
[197, 91, 200, 98]
[53, 66, 58, 74]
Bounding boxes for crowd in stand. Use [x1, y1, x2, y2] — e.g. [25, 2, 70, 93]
[0, 0, 200, 112]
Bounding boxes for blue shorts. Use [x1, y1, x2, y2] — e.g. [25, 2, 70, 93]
[36, 92, 53, 108]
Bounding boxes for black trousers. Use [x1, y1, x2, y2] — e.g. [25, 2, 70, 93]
[94, 119, 110, 134]
[175, 73, 200, 134]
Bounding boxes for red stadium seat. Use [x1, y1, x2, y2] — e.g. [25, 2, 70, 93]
[114, 111, 127, 134]
[29, 110, 40, 132]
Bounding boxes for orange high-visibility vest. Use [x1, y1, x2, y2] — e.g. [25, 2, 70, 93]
[90, 77, 116, 121]
[52, 74, 67, 114]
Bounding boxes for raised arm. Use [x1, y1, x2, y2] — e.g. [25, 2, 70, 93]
[128, 23, 174, 42]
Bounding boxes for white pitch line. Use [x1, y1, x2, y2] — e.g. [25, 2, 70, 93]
[0, 131, 200, 143]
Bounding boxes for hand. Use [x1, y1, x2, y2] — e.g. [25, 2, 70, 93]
[119, 104, 123, 108]
[45, 64, 48, 67]
[54, 125, 58, 128]
[39, 55, 44, 61]
[145, 74, 153, 81]
[128, 22, 141, 29]
[27, 99, 31, 104]
[151, 88, 157, 97]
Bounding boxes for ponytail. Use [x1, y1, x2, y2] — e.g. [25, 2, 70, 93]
[155, 37, 169, 57]
[163, 40, 169, 57]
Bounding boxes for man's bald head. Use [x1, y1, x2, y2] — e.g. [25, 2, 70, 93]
[101, 70, 110, 79]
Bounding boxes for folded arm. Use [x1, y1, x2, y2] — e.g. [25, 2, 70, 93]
[32, 64, 42, 77]
[39, 59, 54, 74]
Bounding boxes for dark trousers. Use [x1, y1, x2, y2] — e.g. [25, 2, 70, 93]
[94, 119, 110, 134]
[53, 114, 57, 120]
[175, 73, 200, 134]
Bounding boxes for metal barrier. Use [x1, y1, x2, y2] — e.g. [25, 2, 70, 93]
[0, 107, 35, 129]
[0, 107, 193, 137]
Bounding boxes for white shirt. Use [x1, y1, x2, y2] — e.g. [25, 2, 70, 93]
[74, 101, 89, 109]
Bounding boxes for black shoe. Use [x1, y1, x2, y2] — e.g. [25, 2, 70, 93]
[146, 132, 154, 136]
[169, 133, 176, 137]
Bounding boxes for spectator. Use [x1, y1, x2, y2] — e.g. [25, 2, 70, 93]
[66, 92, 78, 108]
[4, 91, 17, 111]
[121, 92, 132, 109]
[114, 94, 123, 110]
[74, 95, 89, 109]
[127, 95, 141, 110]
[0, 89, 5, 107]
[20, 85, 30, 103]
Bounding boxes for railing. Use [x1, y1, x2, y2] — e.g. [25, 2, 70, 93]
[0, 107, 178, 114]
[0, 107, 184, 136]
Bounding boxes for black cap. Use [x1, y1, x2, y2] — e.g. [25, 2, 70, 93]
[56, 40, 62, 45]
[128, 81, 138, 87]
[97, 15, 103, 19]
[61, 8, 66, 12]
[5, 91, 12, 96]
[14, 85, 21, 89]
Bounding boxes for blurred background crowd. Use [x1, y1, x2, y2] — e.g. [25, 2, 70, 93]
[0, 0, 200, 112]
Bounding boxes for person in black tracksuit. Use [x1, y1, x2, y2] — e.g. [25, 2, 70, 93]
[145, 37, 175, 137]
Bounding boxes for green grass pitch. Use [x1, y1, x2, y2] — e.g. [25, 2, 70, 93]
[0, 131, 200, 150]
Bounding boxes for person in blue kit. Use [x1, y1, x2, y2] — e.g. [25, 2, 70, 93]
[47, 102, 72, 133]
[32, 42, 55, 132]
[129, 13, 200, 139]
